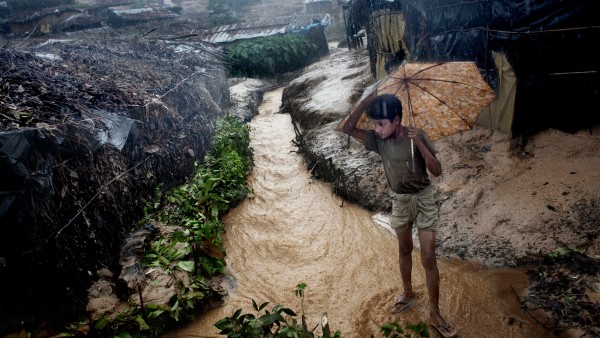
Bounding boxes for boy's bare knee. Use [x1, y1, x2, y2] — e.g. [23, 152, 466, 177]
[419, 251, 437, 269]
[399, 245, 413, 257]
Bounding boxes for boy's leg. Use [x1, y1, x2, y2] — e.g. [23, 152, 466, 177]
[418, 229, 455, 333]
[417, 230, 440, 315]
[390, 191, 417, 302]
[396, 226, 415, 301]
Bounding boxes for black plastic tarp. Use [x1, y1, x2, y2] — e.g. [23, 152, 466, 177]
[401, 0, 599, 137]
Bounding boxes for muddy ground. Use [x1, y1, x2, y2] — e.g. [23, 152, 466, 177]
[279, 45, 600, 336]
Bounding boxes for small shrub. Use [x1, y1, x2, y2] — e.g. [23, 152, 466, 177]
[60, 116, 253, 337]
[215, 283, 430, 338]
[215, 283, 341, 338]
[226, 34, 320, 77]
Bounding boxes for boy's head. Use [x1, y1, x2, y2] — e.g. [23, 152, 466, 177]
[366, 94, 403, 122]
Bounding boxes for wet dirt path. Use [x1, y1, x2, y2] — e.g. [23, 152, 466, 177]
[163, 87, 553, 338]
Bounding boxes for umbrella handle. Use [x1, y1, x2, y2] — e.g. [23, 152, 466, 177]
[410, 138, 415, 173]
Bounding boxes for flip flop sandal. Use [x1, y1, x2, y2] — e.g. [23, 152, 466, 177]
[391, 298, 417, 314]
[429, 322, 458, 338]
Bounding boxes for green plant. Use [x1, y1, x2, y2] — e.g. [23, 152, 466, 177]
[139, 116, 252, 282]
[547, 246, 582, 259]
[227, 34, 320, 77]
[214, 283, 430, 338]
[59, 116, 253, 337]
[378, 322, 430, 338]
[214, 301, 299, 337]
[215, 283, 341, 338]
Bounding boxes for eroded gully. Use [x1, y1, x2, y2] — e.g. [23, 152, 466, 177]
[163, 87, 554, 338]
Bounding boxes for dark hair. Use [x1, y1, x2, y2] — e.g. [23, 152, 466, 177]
[366, 94, 402, 122]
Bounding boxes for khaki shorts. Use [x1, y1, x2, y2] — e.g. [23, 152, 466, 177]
[389, 185, 439, 232]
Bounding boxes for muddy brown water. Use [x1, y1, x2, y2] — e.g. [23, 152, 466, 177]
[163, 88, 555, 338]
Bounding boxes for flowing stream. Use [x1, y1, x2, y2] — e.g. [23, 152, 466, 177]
[163, 87, 554, 338]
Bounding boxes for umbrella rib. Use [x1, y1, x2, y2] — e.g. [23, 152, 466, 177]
[377, 76, 494, 96]
[377, 63, 446, 92]
[408, 77, 494, 92]
[407, 64, 494, 127]
[408, 62, 445, 77]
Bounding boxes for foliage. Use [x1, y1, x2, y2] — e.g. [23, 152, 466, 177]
[142, 115, 253, 277]
[547, 246, 583, 259]
[215, 283, 429, 338]
[378, 322, 429, 338]
[215, 283, 341, 338]
[149, 115, 253, 227]
[61, 116, 253, 337]
[226, 34, 320, 78]
[91, 302, 182, 338]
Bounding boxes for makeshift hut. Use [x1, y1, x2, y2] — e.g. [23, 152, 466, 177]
[348, 0, 600, 138]
[0, 37, 229, 335]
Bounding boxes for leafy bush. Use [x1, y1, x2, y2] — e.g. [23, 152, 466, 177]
[226, 34, 320, 77]
[215, 283, 341, 338]
[142, 115, 253, 279]
[215, 283, 430, 338]
[60, 116, 253, 337]
[154, 116, 253, 225]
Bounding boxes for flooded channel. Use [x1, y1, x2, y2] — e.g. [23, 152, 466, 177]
[163, 87, 554, 338]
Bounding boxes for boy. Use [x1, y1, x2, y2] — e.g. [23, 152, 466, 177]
[340, 93, 457, 338]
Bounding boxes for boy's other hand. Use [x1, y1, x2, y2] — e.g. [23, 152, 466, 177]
[407, 127, 421, 143]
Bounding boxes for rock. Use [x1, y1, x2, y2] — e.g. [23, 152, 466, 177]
[117, 224, 158, 299]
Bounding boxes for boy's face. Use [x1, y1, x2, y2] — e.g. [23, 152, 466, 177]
[372, 117, 399, 139]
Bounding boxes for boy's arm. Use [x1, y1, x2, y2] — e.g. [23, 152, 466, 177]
[408, 128, 442, 177]
[340, 91, 376, 143]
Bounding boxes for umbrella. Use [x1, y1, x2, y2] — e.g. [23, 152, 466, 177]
[338, 61, 496, 142]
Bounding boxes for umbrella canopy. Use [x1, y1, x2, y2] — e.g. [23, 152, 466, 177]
[338, 61, 496, 141]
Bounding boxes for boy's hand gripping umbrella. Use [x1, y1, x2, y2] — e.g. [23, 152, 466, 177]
[338, 61, 496, 170]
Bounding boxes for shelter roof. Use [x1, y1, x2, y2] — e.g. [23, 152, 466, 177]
[201, 14, 326, 44]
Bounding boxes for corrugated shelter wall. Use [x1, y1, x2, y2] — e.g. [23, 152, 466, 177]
[365, 6, 513, 134]
[346, 0, 599, 137]
[367, 9, 405, 81]
[400, 0, 600, 138]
